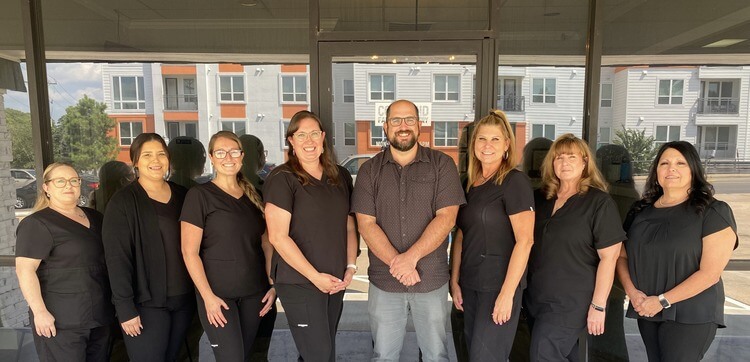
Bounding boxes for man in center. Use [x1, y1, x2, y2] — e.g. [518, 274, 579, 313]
[352, 99, 466, 361]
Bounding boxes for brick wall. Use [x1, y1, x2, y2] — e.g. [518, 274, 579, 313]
[0, 89, 29, 328]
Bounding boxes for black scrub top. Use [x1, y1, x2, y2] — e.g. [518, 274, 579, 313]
[456, 169, 534, 291]
[151, 190, 192, 297]
[180, 182, 268, 299]
[624, 200, 738, 327]
[263, 164, 353, 285]
[526, 188, 625, 328]
[16, 207, 115, 330]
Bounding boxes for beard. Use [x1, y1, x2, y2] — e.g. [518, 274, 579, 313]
[388, 130, 418, 152]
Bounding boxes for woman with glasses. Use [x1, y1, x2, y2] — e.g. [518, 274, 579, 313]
[264, 110, 357, 361]
[102, 133, 197, 361]
[181, 130, 275, 361]
[16, 163, 115, 361]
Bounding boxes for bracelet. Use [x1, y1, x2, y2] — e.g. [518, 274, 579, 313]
[590, 302, 606, 312]
[658, 294, 672, 309]
[346, 264, 358, 272]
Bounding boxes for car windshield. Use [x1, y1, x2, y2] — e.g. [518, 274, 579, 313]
[28, 170, 36, 176]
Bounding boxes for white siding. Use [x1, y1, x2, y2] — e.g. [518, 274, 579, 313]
[244, 64, 289, 165]
[523, 67, 585, 141]
[102, 63, 151, 115]
[332, 63, 357, 160]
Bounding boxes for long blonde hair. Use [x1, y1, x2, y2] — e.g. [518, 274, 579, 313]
[208, 131, 264, 212]
[466, 110, 517, 192]
[540, 133, 608, 199]
[32, 162, 79, 213]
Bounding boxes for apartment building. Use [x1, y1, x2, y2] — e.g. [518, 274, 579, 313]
[102, 63, 750, 173]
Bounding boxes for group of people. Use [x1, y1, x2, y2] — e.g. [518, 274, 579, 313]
[15, 99, 738, 362]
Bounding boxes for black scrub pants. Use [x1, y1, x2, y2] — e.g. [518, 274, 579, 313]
[31, 323, 112, 362]
[197, 293, 264, 361]
[461, 287, 522, 361]
[528, 318, 584, 362]
[275, 283, 344, 362]
[637, 319, 718, 362]
[123, 293, 196, 362]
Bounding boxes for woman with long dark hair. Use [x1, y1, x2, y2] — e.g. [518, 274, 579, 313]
[616, 141, 737, 361]
[181, 130, 275, 361]
[17, 162, 115, 361]
[264, 110, 358, 361]
[102, 133, 196, 361]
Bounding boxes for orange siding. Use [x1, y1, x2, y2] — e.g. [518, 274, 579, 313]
[164, 112, 199, 121]
[218, 64, 244, 72]
[514, 122, 527, 164]
[221, 104, 246, 118]
[161, 65, 196, 75]
[109, 114, 154, 164]
[282, 105, 308, 118]
[281, 65, 307, 73]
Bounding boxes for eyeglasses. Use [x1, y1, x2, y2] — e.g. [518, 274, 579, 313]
[387, 116, 418, 126]
[292, 130, 323, 142]
[213, 149, 243, 159]
[46, 177, 82, 188]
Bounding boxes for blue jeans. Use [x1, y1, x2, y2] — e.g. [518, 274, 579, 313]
[369, 283, 450, 362]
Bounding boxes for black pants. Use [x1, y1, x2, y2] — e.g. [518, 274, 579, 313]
[637, 319, 718, 362]
[123, 293, 196, 362]
[276, 283, 344, 362]
[462, 287, 522, 361]
[31, 323, 112, 362]
[528, 318, 584, 362]
[197, 293, 264, 361]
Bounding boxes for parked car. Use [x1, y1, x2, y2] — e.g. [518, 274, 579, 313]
[257, 162, 276, 181]
[340, 154, 376, 185]
[11, 169, 36, 188]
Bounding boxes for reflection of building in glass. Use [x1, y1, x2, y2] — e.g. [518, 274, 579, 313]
[102, 64, 750, 169]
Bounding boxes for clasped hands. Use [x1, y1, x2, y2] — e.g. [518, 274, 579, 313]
[629, 289, 663, 318]
[389, 252, 421, 286]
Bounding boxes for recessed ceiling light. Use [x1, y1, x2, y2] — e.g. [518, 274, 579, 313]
[240, 2, 257, 7]
[371, 55, 379, 60]
[703, 39, 747, 48]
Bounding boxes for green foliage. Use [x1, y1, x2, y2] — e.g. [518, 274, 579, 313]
[613, 126, 657, 174]
[6, 108, 35, 168]
[55, 95, 117, 171]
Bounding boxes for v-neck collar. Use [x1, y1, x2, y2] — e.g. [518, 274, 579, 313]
[208, 181, 245, 201]
[46, 207, 94, 231]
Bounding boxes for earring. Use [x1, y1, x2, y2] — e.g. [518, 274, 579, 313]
[504, 151, 508, 160]
[292, 148, 295, 156]
[45, 192, 50, 198]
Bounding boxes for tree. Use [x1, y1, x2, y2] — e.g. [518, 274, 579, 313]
[6, 108, 35, 168]
[56, 95, 117, 171]
[613, 125, 657, 174]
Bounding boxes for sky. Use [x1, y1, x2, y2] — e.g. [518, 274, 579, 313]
[3, 63, 103, 121]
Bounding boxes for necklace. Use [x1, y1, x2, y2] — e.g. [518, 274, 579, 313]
[658, 196, 687, 207]
[51, 205, 86, 219]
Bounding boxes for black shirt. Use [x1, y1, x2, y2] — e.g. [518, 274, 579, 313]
[624, 200, 738, 326]
[456, 169, 535, 291]
[150, 191, 192, 297]
[264, 164, 353, 285]
[526, 188, 625, 328]
[16, 208, 115, 329]
[180, 182, 268, 298]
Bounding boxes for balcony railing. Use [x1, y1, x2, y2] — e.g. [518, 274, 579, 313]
[164, 94, 198, 111]
[696, 98, 740, 115]
[696, 142, 737, 160]
[496, 95, 525, 112]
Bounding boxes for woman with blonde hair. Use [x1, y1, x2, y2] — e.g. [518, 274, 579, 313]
[524, 133, 625, 361]
[16, 163, 115, 361]
[450, 110, 535, 360]
[181, 130, 275, 361]
[264, 110, 357, 361]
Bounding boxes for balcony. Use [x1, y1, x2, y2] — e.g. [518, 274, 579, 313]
[496, 95, 525, 112]
[696, 142, 737, 160]
[164, 94, 198, 111]
[696, 98, 740, 115]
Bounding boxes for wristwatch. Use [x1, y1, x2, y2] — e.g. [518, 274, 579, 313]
[590, 302, 606, 312]
[658, 294, 672, 309]
[346, 264, 358, 272]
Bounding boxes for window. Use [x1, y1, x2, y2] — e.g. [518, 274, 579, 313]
[219, 75, 245, 102]
[369, 74, 395, 101]
[700, 81, 737, 114]
[282, 121, 290, 148]
[183, 78, 197, 103]
[600, 83, 613, 107]
[701, 126, 731, 151]
[344, 122, 356, 146]
[598, 127, 611, 145]
[281, 75, 308, 103]
[112, 76, 146, 110]
[433, 121, 459, 147]
[166, 121, 198, 140]
[655, 125, 680, 146]
[343, 79, 354, 103]
[532, 78, 556, 103]
[434, 75, 460, 101]
[370, 122, 386, 146]
[119, 122, 143, 146]
[221, 121, 246, 135]
[532, 124, 555, 139]
[658, 79, 683, 105]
